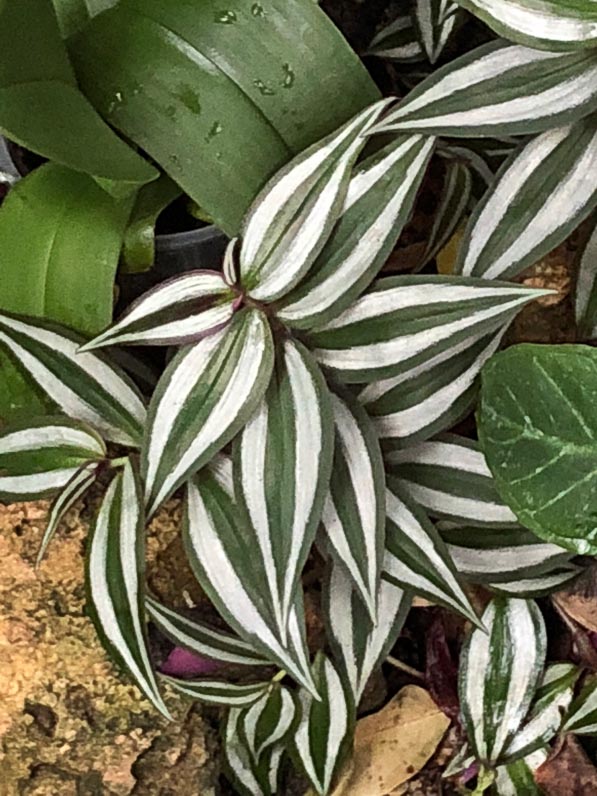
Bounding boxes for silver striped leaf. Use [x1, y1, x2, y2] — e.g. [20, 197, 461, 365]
[458, 117, 597, 281]
[371, 41, 597, 137]
[87, 458, 170, 718]
[0, 416, 106, 500]
[366, 15, 425, 62]
[459, 597, 547, 765]
[385, 434, 519, 527]
[293, 653, 354, 796]
[495, 750, 548, 796]
[486, 566, 581, 597]
[563, 677, 597, 735]
[360, 328, 505, 443]
[0, 313, 146, 446]
[223, 707, 285, 796]
[278, 135, 435, 331]
[183, 468, 318, 697]
[234, 339, 334, 638]
[413, 0, 462, 64]
[501, 663, 579, 763]
[142, 308, 274, 517]
[456, 0, 597, 51]
[321, 393, 385, 618]
[575, 211, 597, 339]
[308, 275, 549, 383]
[239, 99, 392, 303]
[162, 676, 269, 708]
[240, 684, 296, 762]
[146, 595, 268, 667]
[383, 480, 480, 625]
[324, 559, 412, 703]
[80, 270, 237, 350]
[443, 743, 475, 778]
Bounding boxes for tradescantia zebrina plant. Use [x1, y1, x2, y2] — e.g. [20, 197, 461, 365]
[0, 99, 556, 793]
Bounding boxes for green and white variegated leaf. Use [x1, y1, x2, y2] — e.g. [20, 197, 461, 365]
[143, 308, 274, 516]
[563, 677, 597, 735]
[383, 480, 480, 625]
[0, 416, 105, 500]
[239, 99, 391, 303]
[234, 339, 334, 638]
[277, 135, 435, 330]
[501, 663, 579, 763]
[458, 117, 597, 281]
[455, 0, 597, 51]
[162, 676, 269, 708]
[223, 707, 285, 796]
[183, 466, 318, 697]
[325, 560, 411, 703]
[575, 211, 597, 339]
[486, 566, 581, 597]
[413, 0, 462, 64]
[385, 434, 519, 527]
[360, 329, 505, 443]
[308, 275, 549, 383]
[321, 393, 385, 618]
[87, 458, 169, 718]
[367, 15, 425, 62]
[0, 313, 146, 446]
[293, 653, 354, 796]
[37, 460, 101, 564]
[495, 749, 548, 796]
[459, 597, 546, 765]
[146, 595, 268, 667]
[80, 270, 237, 350]
[443, 743, 475, 778]
[371, 41, 597, 137]
[241, 684, 296, 762]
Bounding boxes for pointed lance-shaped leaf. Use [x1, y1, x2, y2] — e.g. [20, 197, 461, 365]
[385, 434, 519, 527]
[0, 416, 106, 501]
[223, 707, 285, 796]
[0, 313, 146, 446]
[239, 99, 392, 303]
[142, 308, 274, 516]
[360, 328, 506, 443]
[241, 684, 297, 762]
[146, 595, 268, 667]
[308, 275, 548, 383]
[293, 653, 354, 796]
[486, 566, 581, 598]
[495, 750, 548, 796]
[562, 677, 597, 736]
[161, 676, 270, 708]
[458, 117, 597, 281]
[87, 458, 170, 718]
[459, 597, 546, 765]
[371, 41, 597, 138]
[455, 0, 597, 52]
[234, 339, 334, 638]
[366, 14, 425, 62]
[278, 135, 435, 331]
[383, 480, 480, 625]
[413, 0, 462, 64]
[80, 270, 237, 350]
[324, 559, 412, 703]
[320, 393, 385, 619]
[575, 211, 597, 339]
[183, 467, 318, 697]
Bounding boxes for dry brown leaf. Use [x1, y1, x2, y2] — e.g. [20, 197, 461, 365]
[554, 564, 597, 634]
[535, 736, 597, 795]
[332, 685, 450, 796]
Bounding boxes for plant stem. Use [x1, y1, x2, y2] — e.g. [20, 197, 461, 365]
[471, 767, 495, 795]
[385, 655, 425, 681]
[271, 669, 287, 683]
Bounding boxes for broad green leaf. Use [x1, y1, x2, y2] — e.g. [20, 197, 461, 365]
[455, 0, 597, 51]
[366, 14, 425, 62]
[51, 0, 119, 38]
[71, 0, 379, 234]
[478, 344, 597, 555]
[293, 653, 354, 796]
[87, 458, 170, 718]
[413, 0, 462, 63]
[0, 416, 105, 500]
[0, 312, 147, 446]
[82, 270, 236, 350]
[383, 480, 480, 625]
[459, 597, 546, 765]
[146, 594, 268, 666]
[385, 434, 518, 527]
[308, 275, 548, 383]
[121, 175, 181, 272]
[278, 135, 435, 330]
[162, 676, 270, 708]
[324, 559, 411, 703]
[234, 339, 334, 637]
[240, 684, 296, 762]
[321, 393, 385, 619]
[562, 676, 597, 735]
[371, 41, 597, 137]
[142, 308, 274, 516]
[458, 117, 597, 281]
[223, 706, 285, 796]
[575, 211, 597, 338]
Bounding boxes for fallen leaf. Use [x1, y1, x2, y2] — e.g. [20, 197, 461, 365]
[436, 225, 465, 275]
[332, 685, 450, 796]
[554, 564, 597, 634]
[535, 736, 597, 795]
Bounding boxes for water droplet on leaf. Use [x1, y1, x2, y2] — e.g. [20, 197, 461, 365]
[282, 63, 295, 88]
[253, 78, 275, 96]
[215, 10, 237, 23]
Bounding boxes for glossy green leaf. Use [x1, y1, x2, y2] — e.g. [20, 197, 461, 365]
[121, 175, 181, 272]
[51, 0, 119, 38]
[478, 344, 597, 555]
